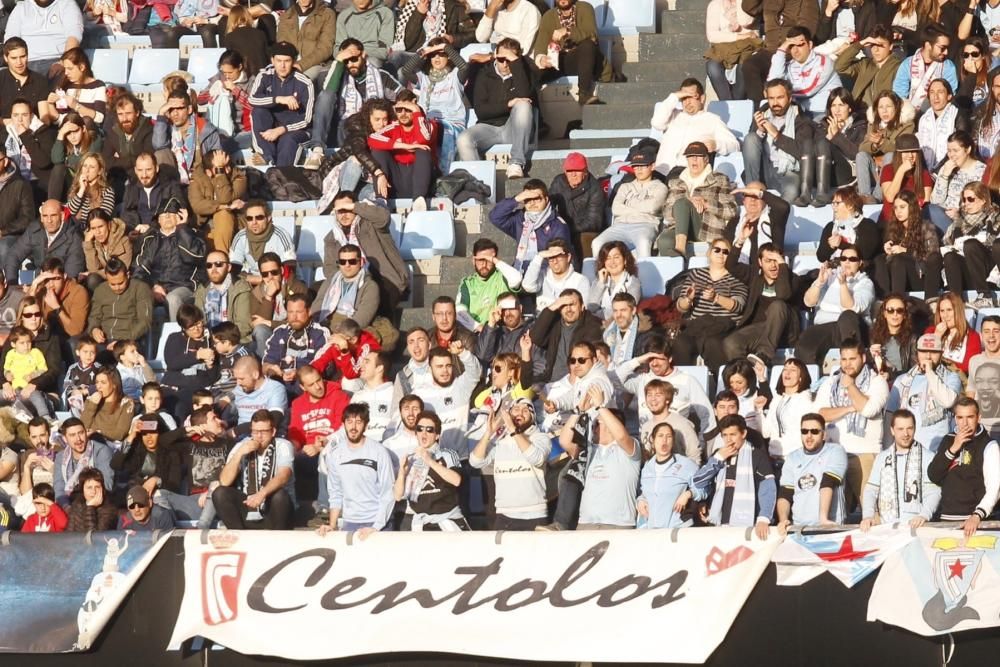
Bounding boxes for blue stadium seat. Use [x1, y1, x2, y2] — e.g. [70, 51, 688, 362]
[635, 257, 684, 299]
[582, 257, 596, 282]
[460, 43, 493, 61]
[108, 35, 152, 56]
[586, 0, 656, 35]
[297, 215, 331, 265]
[390, 213, 404, 246]
[272, 215, 296, 246]
[792, 254, 822, 275]
[707, 100, 754, 139]
[785, 206, 828, 245]
[676, 365, 711, 396]
[399, 211, 455, 259]
[187, 48, 226, 87]
[687, 256, 709, 270]
[178, 34, 203, 60]
[128, 48, 181, 92]
[449, 160, 496, 204]
[90, 49, 129, 86]
[976, 307, 1000, 331]
[714, 152, 745, 186]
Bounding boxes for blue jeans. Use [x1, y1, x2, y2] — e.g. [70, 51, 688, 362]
[252, 324, 272, 358]
[742, 131, 800, 200]
[855, 151, 889, 200]
[706, 59, 744, 101]
[156, 488, 217, 528]
[312, 90, 337, 147]
[926, 203, 954, 233]
[456, 101, 533, 167]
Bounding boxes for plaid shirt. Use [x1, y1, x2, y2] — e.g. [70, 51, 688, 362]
[663, 171, 739, 242]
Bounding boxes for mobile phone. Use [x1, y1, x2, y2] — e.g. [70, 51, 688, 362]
[140, 420, 158, 431]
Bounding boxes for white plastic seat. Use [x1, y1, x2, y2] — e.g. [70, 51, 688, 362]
[707, 100, 754, 139]
[589, 0, 656, 35]
[449, 160, 496, 204]
[149, 322, 181, 372]
[128, 48, 180, 97]
[187, 48, 226, 86]
[687, 256, 709, 270]
[272, 215, 296, 247]
[390, 213, 404, 246]
[399, 211, 455, 259]
[89, 49, 129, 86]
[713, 152, 745, 186]
[976, 307, 1000, 331]
[635, 257, 684, 299]
[676, 365, 711, 396]
[178, 35, 203, 60]
[581, 257, 596, 282]
[792, 254, 822, 274]
[785, 206, 829, 245]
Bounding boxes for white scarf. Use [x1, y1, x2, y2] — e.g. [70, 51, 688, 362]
[908, 54, 943, 109]
[878, 445, 924, 521]
[514, 203, 552, 271]
[341, 66, 385, 119]
[734, 207, 772, 263]
[603, 316, 638, 368]
[319, 267, 367, 321]
[766, 105, 799, 175]
[679, 166, 711, 193]
[708, 444, 757, 527]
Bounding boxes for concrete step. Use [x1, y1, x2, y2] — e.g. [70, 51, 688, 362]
[400, 306, 431, 332]
[419, 281, 462, 307]
[582, 102, 657, 130]
[622, 60, 706, 84]
[639, 32, 707, 60]
[596, 81, 677, 104]
[568, 134, 648, 149]
[657, 9, 707, 36]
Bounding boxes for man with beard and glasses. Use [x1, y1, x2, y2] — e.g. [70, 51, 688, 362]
[742, 78, 815, 202]
[213, 409, 295, 530]
[457, 238, 523, 331]
[194, 250, 252, 343]
[429, 296, 476, 352]
[4, 0, 82, 76]
[229, 200, 295, 285]
[776, 413, 847, 531]
[120, 153, 187, 236]
[893, 24, 958, 111]
[318, 402, 397, 538]
[103, 93, 154, 193]
[153, 90, 223, 185]
[470, 397, 551, 530]
[861, 409, 940, 531]
[529, 288, 602, 383]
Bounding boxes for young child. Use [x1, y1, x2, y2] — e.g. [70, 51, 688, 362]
[131, 382, 178, 431]
[115, 340, 156, 401]
[63, 336, 100, 417]
[20, 483, 68, 533]
[210, 322, 251, 400]
[183, 389, 215, 427]
[4, 326, 50, 417]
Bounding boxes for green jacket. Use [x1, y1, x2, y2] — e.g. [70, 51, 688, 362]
[458, 263, 520, 327]
[835, 42, 902, 110]
[194, 278, 253, 344]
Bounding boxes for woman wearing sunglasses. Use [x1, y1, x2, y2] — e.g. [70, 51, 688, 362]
[671, 238, 747, 369]
[927, 130, 987, 231]
[873, 190, 943, 295]
[394, 410, 469, 531]
[816, 185, 881, 266]
[940, 181, 1000, 309]
[958, 38, 991, 108]
[925, 291, 982, 374]
[870, 294, 918, 382]
[0, 297, 62, 415]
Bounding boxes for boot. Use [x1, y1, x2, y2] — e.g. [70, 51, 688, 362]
[811, 155, 832, 207]
[793, 153, 813, 207]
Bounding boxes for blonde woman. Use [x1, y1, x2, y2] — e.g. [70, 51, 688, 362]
[67, 154, 115, 227]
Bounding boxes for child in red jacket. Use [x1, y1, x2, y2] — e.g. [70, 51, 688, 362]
[20, 483, 68, 533]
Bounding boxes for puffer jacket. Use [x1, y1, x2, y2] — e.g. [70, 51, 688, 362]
[84, 217, 133, 276]
[276, 2, 338, 72]
[548, 171, 606, 234]
[133, 224, 207, 292]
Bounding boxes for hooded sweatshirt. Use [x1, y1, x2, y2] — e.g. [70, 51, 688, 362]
[336, 0, 396, 64]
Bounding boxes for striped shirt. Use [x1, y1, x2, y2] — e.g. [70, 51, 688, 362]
[676, 268, 747, 321]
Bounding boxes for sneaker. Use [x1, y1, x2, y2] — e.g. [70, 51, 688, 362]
[534, 522, 563, 531]
[411, 196, 427, 212]
[506, 163, 524, 179]
[971, 293, 996, 310]
[249, 152, 267, 167]
[302, 146, 324, 170]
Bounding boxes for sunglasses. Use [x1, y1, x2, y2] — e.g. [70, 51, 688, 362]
[128, 502, 147, 509]
[415, 425, 437, 434]
[839, 256, 861, 263]
[393, 106, 412, 113]
[494, 56, 510, 64]
[884, 306, 907, 314]
[711, 247, 730, 255]
[800, 428, 822, 435]
[547, 252, 567, 260]
[335, 208, 353, 215]
[245, 214, 267, 221]
[964, 51, 982, 58]
[22, 312, 41, 318]
[206, 261, 227, 268]
[260, 269, 281, 278]
[346, 55, 362, 64]
[568, 356, 592, 365]
[166, 106, 188, 113]
[522, 196, 542, 204]
[338, 258, 361, 266]
[963, 196, 979, 203]
[492, 364, 505, 373]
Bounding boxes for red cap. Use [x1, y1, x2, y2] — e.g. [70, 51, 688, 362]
[563, 152, 588, 171]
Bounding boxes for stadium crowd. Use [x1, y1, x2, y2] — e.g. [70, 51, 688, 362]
[0, 0, 997, 540]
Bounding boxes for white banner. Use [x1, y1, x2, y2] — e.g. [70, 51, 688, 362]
[868, 528, 1000, 635]
[170, 528, 780, 663]
[772, 526, 914, 587]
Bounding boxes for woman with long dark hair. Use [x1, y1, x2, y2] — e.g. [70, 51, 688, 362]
[957, 37, 991, 111]
[879, 133, 932, 222]
[870, 294, 917, 381]
[756, 358, 813, 460]
[856, 90, 915, 202]
[814, 87, 868, 200]
[586, 240, 642, 320]
[928, 130, 987, 231]
[872, 190, 943, 295]
[81, 366, 135, 445]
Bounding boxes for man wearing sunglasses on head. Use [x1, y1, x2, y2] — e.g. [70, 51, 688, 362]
[796, 243, 874, 366]
[458, 37, 537, 180]
[775, 413, 847, 532]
